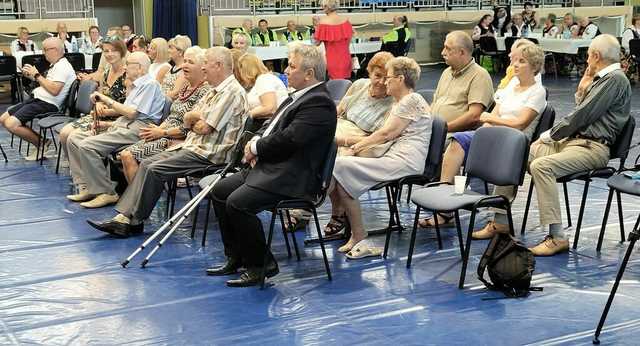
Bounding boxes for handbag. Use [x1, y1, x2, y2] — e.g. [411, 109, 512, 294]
[336, 118, 392, 158]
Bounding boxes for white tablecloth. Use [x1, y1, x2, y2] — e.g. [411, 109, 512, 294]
[251, 41, 382, 61]
[496, 37, 592, 54]
[14, 51, 93, 70]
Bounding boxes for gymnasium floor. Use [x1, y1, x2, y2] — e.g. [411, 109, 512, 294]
[1, 68, 639, 345]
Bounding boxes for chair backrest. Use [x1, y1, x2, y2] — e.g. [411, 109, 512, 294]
[423, 116, 448, 180]
[21, 54, 49, 73]
[403, 38, 414, 56]
[92, 52, 102, 71]
[531, 104, 556, 142]
[0, 56, 17, 76]
[62, 79, 80, 115]
[315, 139, 338, 206]
[630, 39, 640, 57]
[610, 117, 636, 166]
[326, 79, 352, 102]
[505, 36, 518, 54]
[64, 53, 85, 72]
[416, 89, 434, 103]
[75, 79, 99, 115]
[479, 36, 498, 52]
[466, 126, 529, 187]
[160, 96, 173, 122]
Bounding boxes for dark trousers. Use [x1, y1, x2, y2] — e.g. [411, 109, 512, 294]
[211, 170, 289, 267]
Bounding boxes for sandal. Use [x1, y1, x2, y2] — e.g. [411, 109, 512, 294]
[283, 215, 309, 232]
[346, 240, 383, 260]
[324, 214, 349, 236]
[418, 212, 454, 228]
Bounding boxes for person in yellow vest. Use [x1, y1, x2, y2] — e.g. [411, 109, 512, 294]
[280, 20, 310, 43]
[253, 19, 277, 46]
[232, 19, 254, 46]
[381, 15, 411, 57]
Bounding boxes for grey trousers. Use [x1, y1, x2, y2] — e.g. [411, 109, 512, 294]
[67, 118, 149, 195]
[115, 149, 213, 224]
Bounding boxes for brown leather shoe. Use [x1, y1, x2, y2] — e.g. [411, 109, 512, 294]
[529, 235, 569, 256]
[472, 221, 509, 240]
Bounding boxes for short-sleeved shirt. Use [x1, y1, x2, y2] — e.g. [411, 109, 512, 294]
[124, 73, 165, 123]
[149, 62, 170, 81]
[430, 60, 494, 124]
[170, 75, 248, 163]
[582, 23, 599, 39]
[10, 39, 37, 55]
[338, 78, 394, 133]
[495, 81, 547, 140]
[247, 73, 288, 111]
[32, 57, 76, 109]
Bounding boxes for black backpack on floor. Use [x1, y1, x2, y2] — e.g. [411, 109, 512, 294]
[477, 232, 542, 298]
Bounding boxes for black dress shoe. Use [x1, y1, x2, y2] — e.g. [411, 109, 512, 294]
[87, 219, 143, 238]
[226, 262, 279, 287]
[206, 258, 243, 276]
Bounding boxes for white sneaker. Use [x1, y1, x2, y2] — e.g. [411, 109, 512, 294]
[23, 139, 52, 161]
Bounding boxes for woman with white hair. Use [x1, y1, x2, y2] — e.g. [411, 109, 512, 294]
[119, 46, 211, 183]
[158, 35, 192, 99]
[328, 57, 433, 258]
[314, 0, 353, 79]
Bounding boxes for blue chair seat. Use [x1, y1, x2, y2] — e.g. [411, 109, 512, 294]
[410, 184, 485, 212]
[607, 174, 640, 197]
[38, 116, 75, 129]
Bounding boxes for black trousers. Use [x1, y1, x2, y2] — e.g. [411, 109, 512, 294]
[211, 170, 289, 267]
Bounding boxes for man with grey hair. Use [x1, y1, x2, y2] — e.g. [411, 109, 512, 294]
[527, 34, 631, 256]
[87, 47, 248, 238]
[207, 44, 336, 287]
[66, 51, 165, 209]
[0, 37, 76, 161]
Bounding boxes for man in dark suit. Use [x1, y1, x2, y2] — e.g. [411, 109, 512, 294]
[206, 43, 337, 287]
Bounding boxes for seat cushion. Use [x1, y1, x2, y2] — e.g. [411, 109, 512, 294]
[410, 184, 487, 211]
[608, 174, 640, 197]
[38, 116, 74, 129]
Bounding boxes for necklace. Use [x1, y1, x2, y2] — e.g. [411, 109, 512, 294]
[178, 80, 204, 101]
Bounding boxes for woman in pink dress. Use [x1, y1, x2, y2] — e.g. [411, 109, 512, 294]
[314, 0, 353, 79]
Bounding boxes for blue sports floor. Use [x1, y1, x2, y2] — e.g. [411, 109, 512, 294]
[1, 69, 639, 345]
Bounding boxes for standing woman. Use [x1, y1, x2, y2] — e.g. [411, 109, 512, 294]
[148, 38, 171, 82]
[314, 0, 353, 80]
[157, 35, 191, 99]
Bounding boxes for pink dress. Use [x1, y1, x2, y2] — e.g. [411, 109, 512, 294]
[314, 21, 353, 79]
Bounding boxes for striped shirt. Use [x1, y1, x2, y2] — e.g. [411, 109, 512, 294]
[172, 75, 248, 163]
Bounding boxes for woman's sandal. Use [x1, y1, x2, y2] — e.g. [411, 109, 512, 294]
[324, 215, 349, 236]
[418, 212, 454, 228]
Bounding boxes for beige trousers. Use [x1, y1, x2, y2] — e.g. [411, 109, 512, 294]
[529, 138, 609, 226]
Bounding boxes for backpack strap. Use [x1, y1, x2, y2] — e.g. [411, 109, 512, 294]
[477, 235, 503, 289]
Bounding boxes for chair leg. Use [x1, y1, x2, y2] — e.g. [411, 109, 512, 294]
[55, 137, 63, 174]
[563, 182, 572, 227]
[201, 198, 212, 247]
[277, 210, 292, 258]
[521, 180, 534, 235]
[285, 210, 301, 261]
[391, 185, 402, 233]
[406, 206, 422, 268]
[434, 211, 443, 250]
[616, 190, 625, 243]
[0, 143, 7, 163]
[11, 133, 14, 147]
[597, 188, 615, 252]
[406, 184, 413, 204]
[506, 204, 515, 237]
[592, 227, 639, 344]
[260, 211, 278, 289]
[36, 127, 43, 164]
[190, 203, 200, 239]
[572, 180, 591, 250]
[459, 209, 477, 289]
[454, 211, 464, 257]
[311, 208, 332, 281]
[484, 181, 489, 195]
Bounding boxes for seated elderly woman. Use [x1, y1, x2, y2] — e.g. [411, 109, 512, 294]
[236, 53, 288, 131]
[158, 35, 192, 100]
[420, 42, 547, 231]
[329, 57, 433, 258]
[119, 46, 211, 183]
[58, 37, 128, 161]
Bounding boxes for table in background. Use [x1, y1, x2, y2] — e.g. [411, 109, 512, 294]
[496, 37, 592, 54]
[251, 41, 382, 61]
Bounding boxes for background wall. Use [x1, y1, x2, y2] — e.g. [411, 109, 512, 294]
[94, 0, 135, 35]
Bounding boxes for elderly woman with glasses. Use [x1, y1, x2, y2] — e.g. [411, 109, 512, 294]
[327, 56, 433, 259]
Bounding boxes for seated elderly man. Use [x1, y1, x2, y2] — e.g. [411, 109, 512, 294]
[526, 34, 631, 256]
[206, 44, 336, 287]
[86, 47, 248, 238]
[0, 37, 76, 161]
[430, 31, 494, 134]
[66, 51, 165, 208]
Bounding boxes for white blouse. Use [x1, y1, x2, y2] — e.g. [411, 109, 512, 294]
[495, 81, 547, 140]
[247, 73, 288, 111]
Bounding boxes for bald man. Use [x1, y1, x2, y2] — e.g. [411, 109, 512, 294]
[232, 19, 254, 46]
[280, 20, 309, 43]
[66, 51, 165, 209]
[0, 37, 76, 161]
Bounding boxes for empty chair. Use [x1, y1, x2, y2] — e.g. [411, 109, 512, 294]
[64, 53, 85, 72]
[326, 79, 352, 103]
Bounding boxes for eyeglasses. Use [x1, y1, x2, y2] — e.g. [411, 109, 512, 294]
[384, 75, 402, 81]
[125, 61, 141, 67]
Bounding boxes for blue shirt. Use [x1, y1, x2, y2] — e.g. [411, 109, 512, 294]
[124, 73, 165, 124]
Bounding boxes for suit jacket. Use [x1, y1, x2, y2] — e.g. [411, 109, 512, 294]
[245, 83, 337, 200]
